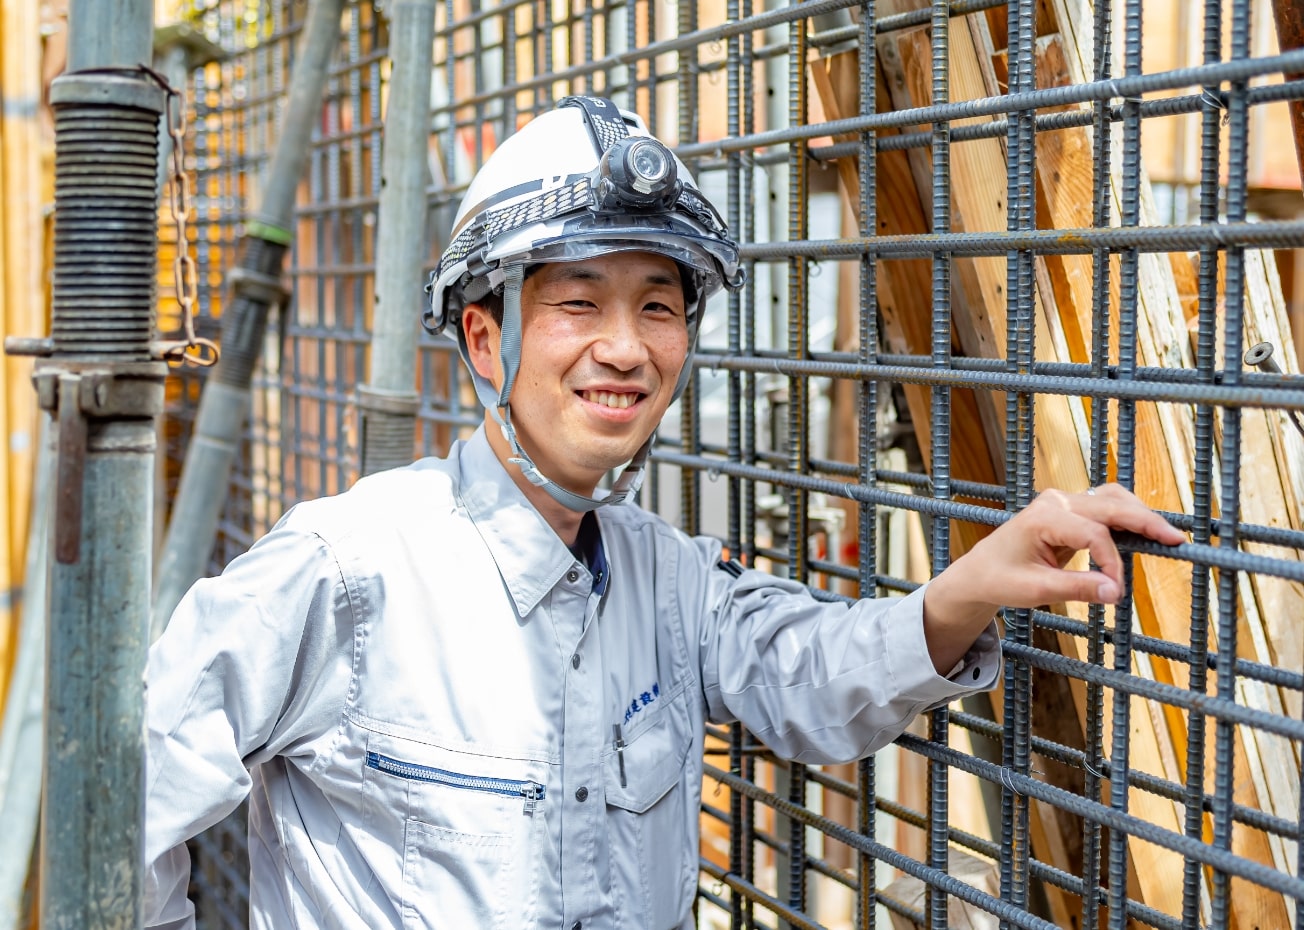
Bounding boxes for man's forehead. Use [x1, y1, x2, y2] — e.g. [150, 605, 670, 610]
[531, 253, 682, 287]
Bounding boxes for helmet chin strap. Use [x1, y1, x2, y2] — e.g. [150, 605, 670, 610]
[456, 263, 651, 513]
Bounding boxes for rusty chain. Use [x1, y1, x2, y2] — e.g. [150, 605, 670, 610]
[143, 63, 220, 367]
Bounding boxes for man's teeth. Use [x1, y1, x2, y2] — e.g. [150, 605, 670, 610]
[583, 391, 639, 409]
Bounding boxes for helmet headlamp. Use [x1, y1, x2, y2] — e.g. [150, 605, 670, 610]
[594, 136, 680, 212]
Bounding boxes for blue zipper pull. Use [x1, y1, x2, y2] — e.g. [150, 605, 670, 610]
[521, 781, 544, 815]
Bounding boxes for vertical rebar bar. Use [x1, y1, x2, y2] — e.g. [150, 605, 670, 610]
[678, 0, 701, 533]
[1080, 0, 1114, 923]
[784, 14, 811, 926]
[1105, 0, 1145, 925]
[740, 8, 759, 920]
[1183, 0, 1225, 926]
[1210, 2, 1253, 925]
[858, 7, 881, 929]
[927, 1, 953, 926]
[999, 0, 1037, 925]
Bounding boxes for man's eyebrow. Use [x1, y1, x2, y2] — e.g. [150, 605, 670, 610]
[543, 266, 682, 288]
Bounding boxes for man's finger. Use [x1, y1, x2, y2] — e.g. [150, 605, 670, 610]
[1041, 509, 1125, 585]
[1028, 566, 1121, 605]
[1075, 490, 1185, 546]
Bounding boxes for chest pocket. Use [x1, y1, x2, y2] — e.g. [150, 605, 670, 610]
[363, 730, 547, 930]
[602, 685, 695, 929]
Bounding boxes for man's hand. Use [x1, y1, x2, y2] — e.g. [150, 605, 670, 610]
[921, 483, 1186, 675]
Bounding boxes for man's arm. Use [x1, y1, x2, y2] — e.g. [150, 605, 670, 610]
[922, 483, 1184, 674]
[144, 521, 352, 927]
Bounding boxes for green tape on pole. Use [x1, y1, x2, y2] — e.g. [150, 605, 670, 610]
[245, 219, 293, 245]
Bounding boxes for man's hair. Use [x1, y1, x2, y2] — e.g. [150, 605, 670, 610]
[480, 288, 504, 327]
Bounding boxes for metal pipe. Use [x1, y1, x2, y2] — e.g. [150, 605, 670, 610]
[0, 420, 52, 930]
[152, 0, 347, 636]
[358, 0, 435, 477]
[66, 0, 153, 71]
[18, 0, 169, 923]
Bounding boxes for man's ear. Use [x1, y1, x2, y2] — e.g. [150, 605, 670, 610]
[460, 303, 502, 385]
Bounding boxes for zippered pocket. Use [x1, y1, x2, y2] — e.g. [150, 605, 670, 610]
[366, 751, 546, 814]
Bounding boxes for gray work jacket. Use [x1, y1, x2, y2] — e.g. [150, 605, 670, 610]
[144, 427, 1000, 930]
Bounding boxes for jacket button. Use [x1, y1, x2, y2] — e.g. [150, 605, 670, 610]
[566, 569, 580, 583]
[572, 923, 582, 930]
[575, 786, 588, 802]
[571, 653, 581, 669]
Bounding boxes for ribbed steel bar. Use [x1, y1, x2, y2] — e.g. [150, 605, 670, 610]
[1181, 0, 1224, 924]
[891, 734, 1304, 901]
[998, 0, 1038, 923]
[925, 2, 953, 926]
[857, 4, 880, 929]
[950, 709, 1303, 840]
[725, 5, 746, 926]
[650, 449, 1304, 584]
[693, 347, 1303, 394]
[783, 16, 810, 926]
[680, 0, 701, 534]
[689, 351, 1304, 411]
[843, 79, 1304, 155]
[434, 1, 1304, 120]
[1031, 606, 1304, 694]
[679, 46, 1304, 158]
[710, 722, 1293, 917]
[1210, 0, 1254, 924]
[737, 218, 1304, 260]
[739, 8, 757, 922]
[707, 764, 1061, 930]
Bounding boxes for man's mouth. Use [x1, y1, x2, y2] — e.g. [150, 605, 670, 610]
[579, 390, 645, 409]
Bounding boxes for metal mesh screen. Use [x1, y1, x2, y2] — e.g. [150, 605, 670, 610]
[166, 1, 1304, 927]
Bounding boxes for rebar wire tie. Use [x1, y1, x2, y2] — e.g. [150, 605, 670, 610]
[140, 62, 220, 368]
[1199, 87, 1232, 125]
[1000, 766, 1023, 795]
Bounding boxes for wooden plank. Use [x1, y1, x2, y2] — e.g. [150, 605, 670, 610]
[875, 14, 1108, 923]
[1038, 2, 1296, 923]
[807, 48, 1002, 547]
[1, 0, 48, 711]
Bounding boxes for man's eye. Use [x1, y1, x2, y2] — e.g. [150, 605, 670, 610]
[645, 302, 678, 315]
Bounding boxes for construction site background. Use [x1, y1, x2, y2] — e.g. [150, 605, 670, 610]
[2, 0, 1304, 928]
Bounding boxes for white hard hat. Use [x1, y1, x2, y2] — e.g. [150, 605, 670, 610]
[422, 96, 744, 513]
[425, 95, 743, 344]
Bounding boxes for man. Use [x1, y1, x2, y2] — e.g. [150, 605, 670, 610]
[144, 97, 1183, 929]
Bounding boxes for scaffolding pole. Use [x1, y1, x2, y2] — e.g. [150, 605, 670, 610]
[151, 0, 346, 636]
[0, 0, 167, 925]
[358, 0, 436, 476]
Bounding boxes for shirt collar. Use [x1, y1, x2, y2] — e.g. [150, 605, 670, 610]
[458, 427, 603, 615]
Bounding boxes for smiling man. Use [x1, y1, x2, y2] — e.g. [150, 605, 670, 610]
[143, 97, 1184, 930]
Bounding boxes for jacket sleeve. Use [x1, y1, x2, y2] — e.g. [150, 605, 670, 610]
[143, 521, 355, 928]
[694, 547, 1001, 765]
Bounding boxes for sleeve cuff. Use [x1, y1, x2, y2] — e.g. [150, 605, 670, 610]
[884, 585, 1002, 711]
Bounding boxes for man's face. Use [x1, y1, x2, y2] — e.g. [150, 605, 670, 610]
[463, 251, 690, 495]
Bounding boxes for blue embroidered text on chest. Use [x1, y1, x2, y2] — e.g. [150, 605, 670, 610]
[623, 682, 660, 724]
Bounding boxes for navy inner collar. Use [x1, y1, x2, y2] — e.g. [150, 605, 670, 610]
[568, 511, 609, 595]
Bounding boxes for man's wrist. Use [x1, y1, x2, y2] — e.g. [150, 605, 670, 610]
[921, 564, 1000, 675]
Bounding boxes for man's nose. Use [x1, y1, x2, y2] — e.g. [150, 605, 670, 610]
[592, 308, 650, 370]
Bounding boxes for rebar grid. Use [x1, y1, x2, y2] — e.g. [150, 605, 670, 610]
[165, 1, 1304, 928]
